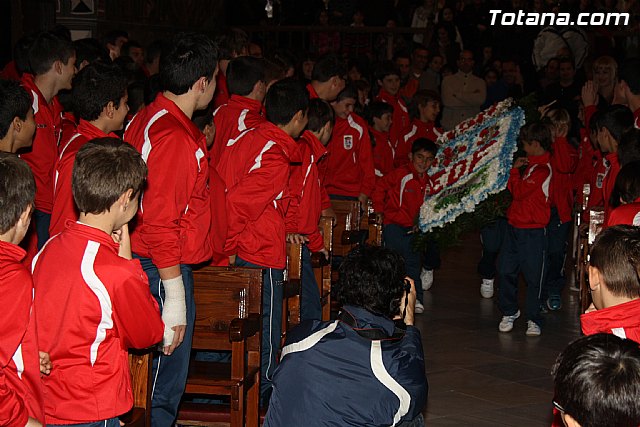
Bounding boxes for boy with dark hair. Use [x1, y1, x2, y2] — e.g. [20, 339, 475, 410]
[142, 40, 165, 77]
[122, 40, 144, 69]
[215, 77, 309, 403]
[307, 53, 346, 102]
[0, 153, 44, 427]
[50, 62, 129, 236]
[607, 161, 640, 226]
[123, 32, 218, 425]
[401, 89, 442, 166]
[33, 138, 164, 427]
[286, 98, 334, 321]
[103, 30, 129, 61]
[73, 38, 110, 71]
[552, 333, 640, 427]
[367, 100, 395, 178]
[213, 28, 249, 108]
[0, 79, 36, 153]
[372, 138, 438, 314]
[375, 61, 410, 157]
[497, 122, 553, 337]
[20, 31, 77, 249]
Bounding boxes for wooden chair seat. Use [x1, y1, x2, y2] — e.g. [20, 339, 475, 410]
[121, 350, 153, 427]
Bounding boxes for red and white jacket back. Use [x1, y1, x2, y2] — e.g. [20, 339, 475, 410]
[606, 200, 640, 227]
[602, 152, 620, 221]
[32, 222, 163, 424]
[549, 136, 578, 223]
[506, 152, 553, 229]
[376, 89, 410, 153]
[124, 93, 212, 268]
[369, 126, 396, 179]
[399, 119, 442, 167]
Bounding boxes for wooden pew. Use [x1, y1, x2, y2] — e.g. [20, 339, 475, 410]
[330, 199, 367, 257]
[282, 241, 302, 345]
[120, 350, 153, 427]
[578, 207, 604, 312]
[312, 216, 334, 321]
[362, 200, 384, 247]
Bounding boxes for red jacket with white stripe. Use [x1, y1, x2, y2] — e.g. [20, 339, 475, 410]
[210, 95, 265, 168]
[20, 73, 63, 213]
[550, 137, 578, 223]
[582, 298, 640, 343]
[285, 130, 327, 253]
[50, 120, 113, 236]
[606, 200, 640, 227]
[506, 152, 553, 229]
[324, 113, 376, 198]
[0, 241, 44, 427]
[602, 152, 620, 220]
[32, 222, 163, 424]
[376, 89, 410, 152]
[398, 119, 442, 167]
[369, 126, 396, 179]
[124, 93, 212, 268]
[372, 162, 433, 228]
[216, 121, 297, 269]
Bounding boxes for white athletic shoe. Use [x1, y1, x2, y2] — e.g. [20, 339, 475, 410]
[498, 310, 520, 332]
[421, 268, 434, 291]
[414, 300, 425, 314]
[480, 279, 494, 298]
[526, 320, 541, 337]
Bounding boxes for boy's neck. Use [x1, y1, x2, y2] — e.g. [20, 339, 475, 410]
[33, 73, 59, 104]
[89, 117, 116, 135]
[0, 136, 15, 153]
[163, 91, 197, 120]
[78, 213, 117, 236]
[602, 294, 639, 310]
[278, 122, 298, 138]
[0, 230, 20, 245]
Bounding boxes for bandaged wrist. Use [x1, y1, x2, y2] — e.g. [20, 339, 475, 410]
[161, 276, 187, 346]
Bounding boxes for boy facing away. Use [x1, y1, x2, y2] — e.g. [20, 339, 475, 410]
[32, 139, 164, 426]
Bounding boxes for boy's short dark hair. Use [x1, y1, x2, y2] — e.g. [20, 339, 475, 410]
[28, 32, 75, 75]
[593, 105, 634, 143]
[73, 38, 110, 67]
[145, 39, 166, 65]
[13, 34, 36, 76]
[412, 138, 438, 155]
[375, 60, 401, 83]
[307, 98, 334, 133]
[0, 153, 35, 234]
[160, 33, 219, 96]
[365, 101, 394, 125]
[191, 105, 214, 132]
[618, 128, 640, 167]
[265, 77, 309, 126]
[589, 224, 640, 299]
[72, 138, 147, 215]
[552, 333, 640, 427]
[0, 80, 32, 139]
[520, 122, 552, 151]
[410, 90, 440, 120]
[72, 62, 128, 121]
[312, 53, 346, 83]
[335, 83, 358, 103]
[335, 245, 406, 318]
[227, 56, 266, 97]
[216, 28, 249, 60]
[612, 161, 640, 205]
[103, 30, 129, 48]
[121, 40, 142, 57]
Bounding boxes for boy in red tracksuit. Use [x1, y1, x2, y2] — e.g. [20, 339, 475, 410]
[286, 98, 333, 321]
[606, 162, 640, 227]
[305, 53, 346, 102]
[123, 33, 218, 425]
[497, 122, 553, 337]
[215, 77, 309, 404]
[399, 90, 443, 167]
[542, 108, 578, 311]
[367, 101, 395, 179]
[0, 154, 45, 427]
[375, 61, 410, 158]
[324, 84, 376, 209]
[20, 32, 76, 249]
[210, 56, 267, 168]
[0, 80, 36, 153]
[33, 139, 164, 427]
[212, 28, 249, 108]
[372, 138, 437, 314]
[50, 62, 128, 236]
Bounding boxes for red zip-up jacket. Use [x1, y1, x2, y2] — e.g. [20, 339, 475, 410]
[398, 119, 443, 167]
[324, 113, 376, 198]
[602, 151, 620, 221]
[550, 136, 578, 223]
[50, 120, 114, 236]
[369, 126, 395, 178]
[124, 93, 212, 268]
[306, 83, 319, 100]
[372, 161, 433, 227]
[216, 121, 297, 269]
[606, 200, 640, 227]
[20, 73, 63, 214]
[210, 94, 265, 168]
[33, 222, 163, 424]
[506, 152, 553, 229]
[376, 89, 410, 153]
[0, 241, 44, 427]
[213, 71, 229, 109]
[286, 130, 327, 253]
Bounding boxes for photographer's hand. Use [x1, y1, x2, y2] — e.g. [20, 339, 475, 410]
[400, 277, 417, 326]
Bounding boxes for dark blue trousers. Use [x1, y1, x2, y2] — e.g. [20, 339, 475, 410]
[34, 209, 51, 250]
[544, 208, 571, 299]
[300, 244, 322, 321]
[383, 224, 423, 303]
[477, 217, 507, 280]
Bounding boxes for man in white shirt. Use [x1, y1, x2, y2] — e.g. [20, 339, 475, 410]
[441, 50, 486, 130]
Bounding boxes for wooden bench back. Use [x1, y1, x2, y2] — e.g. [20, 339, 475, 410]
[331, 199, 365, 256]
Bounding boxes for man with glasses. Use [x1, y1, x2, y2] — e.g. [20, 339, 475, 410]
[441, 50, 486, 130]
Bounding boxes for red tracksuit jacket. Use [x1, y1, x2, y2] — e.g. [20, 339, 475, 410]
[369, 126, 396, 178]
[210, 94, 265, 168]
[286, 130, 328, 253]
[550, 136, 578, 223]
[213, 71, 229, 109]
[50, 120, 114, 236]
[606, 200, 640, 227]
[324, 113, 376, 198]
[376, 89, 410, 154]
[602, 152, 620, 220]
[216, 121, 297, 269]
[20, 73, 63, 214]
[372, 162, 433, 228]
[32, 222, 163, 424]
[0, 241, 44, 427]
[124, 93, 212, 268]
[506, 152, 553, 229]
[398, 119, 443, 167]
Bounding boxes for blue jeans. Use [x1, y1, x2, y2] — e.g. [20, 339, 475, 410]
[49, 418, 120, 427]
[235, 256, 284, 404]
[134, 256, 195, 427]
[544, 208, 571, 299]
[383, 224, 423, 303]
[300, 244, 322, 321]
[497, 225, 548, 326]
[478, 218, 507, 280]
[34, 209, 51, 250]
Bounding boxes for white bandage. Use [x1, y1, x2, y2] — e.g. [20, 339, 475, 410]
[161, 276, 187, 347]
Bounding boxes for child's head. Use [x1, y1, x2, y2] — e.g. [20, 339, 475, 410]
[612, 161, 640, 206]
[331, 84, 358, 119]
[543, 107, 571, 139]
[28, 31, 76, 91]
[306, 98, 334, 145]
[520, 122, 552, 155]
[265, 77, 309, 138]
[366, 101, 393, 133]
[72, 62, 129, 130]
[73, 38, 110, 71]
[592, 55, 617, 88]
[0, 153, 35, 243]
[618, 129, 640, 167]
[593, 105, 634, 153]
[227, 56, 267, 101]
[0, 80, 36, 152]
[552, 333, 640, 427]
[393, 51, 411, 79]
[409, 138, 437, 174]
[72, 138, 147, 224]
[589, 225, 640, 307]
[410, 90, 440, 122]
[375, 61, 401, 96]
[191, 105, 215, 148]
[216, 27, 249, 60]
[312, 53, 347, 101]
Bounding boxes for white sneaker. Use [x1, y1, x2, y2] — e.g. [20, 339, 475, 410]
[480, 279, 494, 298]
[414, 300, 424, 314]
[526, 320, 541, 336]
[421, 269, 433, 290]
[498, 310, 520, 332]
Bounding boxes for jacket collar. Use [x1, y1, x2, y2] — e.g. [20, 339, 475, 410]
[65, 220, 120, 252]
[228, 95, 264, 113]
[300, 130, 327, 161]
[0, 240, 26, 264]
[153, 93, 203, 143]
[341, 304, 397, 337]
[77, 119, 116, 140]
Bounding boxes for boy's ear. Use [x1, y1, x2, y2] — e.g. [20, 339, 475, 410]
[54, 59, 63, 75]
[104, 101, 116, 119]
[117, 189, 134, 210]
[11, 116, 22, 133]
[587, 265, 603, 292]
[18, 205, 33, 229]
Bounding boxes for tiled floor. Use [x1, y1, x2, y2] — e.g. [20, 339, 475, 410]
[415, 232, 582, 426]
